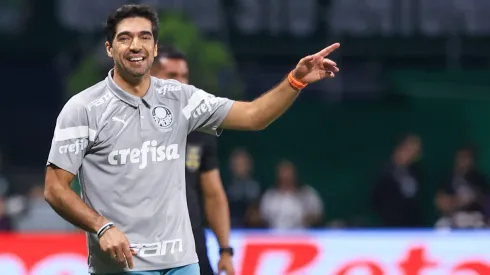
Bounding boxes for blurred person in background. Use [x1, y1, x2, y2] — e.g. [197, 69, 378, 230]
[260, 160, 324, 229]
[226, 148, 263, 228]
[0, 148, 9, 197]
[435, 145, 489, 229]
[0, 148, 15, 231]
[151, 45, 234, 275]
[0, 195, 12, 231]
[16, 185, 75, 231]
[372, 134, 425, 227]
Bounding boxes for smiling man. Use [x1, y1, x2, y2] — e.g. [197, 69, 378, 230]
[43, 4, 340, 275]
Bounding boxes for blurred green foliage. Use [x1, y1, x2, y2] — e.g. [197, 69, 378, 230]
[157, 12, 243, 98]
[66, 56, 102, 99]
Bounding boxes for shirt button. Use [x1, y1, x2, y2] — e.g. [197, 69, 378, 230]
[141, 116, 144, 119]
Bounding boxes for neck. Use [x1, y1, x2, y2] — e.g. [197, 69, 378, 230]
[393, 152, 408, 167]
[455, 167, 470, 175]
[113, 67, 151, 97]
[235, 174, 249, 180]
[279, 187, 295, 193]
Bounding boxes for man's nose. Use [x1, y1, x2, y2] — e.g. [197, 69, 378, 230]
[130, 38, 142, 51]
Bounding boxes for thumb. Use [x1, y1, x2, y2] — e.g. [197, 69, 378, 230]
[298, 55, 314, 66]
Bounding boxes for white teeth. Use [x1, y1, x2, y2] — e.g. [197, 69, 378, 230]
[130, 57, 143, 61]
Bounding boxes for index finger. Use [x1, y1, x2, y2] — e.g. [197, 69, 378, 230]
[316, 43, 340, 57]
[122, 245, 134, 269]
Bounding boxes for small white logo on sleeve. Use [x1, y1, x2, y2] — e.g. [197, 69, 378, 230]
[58, 139, 88, 155]
[157, 84, 182, 95]
[151, 105, 173, 129]
[192, 96, 219, 119]
[182, 89, 220, 119]
[87, 92, 113, 111]
[108, 141, 180, 169]
[130, 238, 183, 257]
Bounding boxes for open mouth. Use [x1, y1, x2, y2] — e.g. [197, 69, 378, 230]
[127, 57, 145, 64]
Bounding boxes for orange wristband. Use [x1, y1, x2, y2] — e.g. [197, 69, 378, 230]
[288, 71, 308, 91]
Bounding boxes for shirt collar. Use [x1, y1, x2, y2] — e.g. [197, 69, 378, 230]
[105, 69, 155, 107]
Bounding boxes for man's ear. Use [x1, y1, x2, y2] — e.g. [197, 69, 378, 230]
[105, 41, 113, 58]
[154, 42, 158, 58]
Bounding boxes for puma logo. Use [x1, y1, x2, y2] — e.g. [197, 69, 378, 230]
[112, 115, 128, 126]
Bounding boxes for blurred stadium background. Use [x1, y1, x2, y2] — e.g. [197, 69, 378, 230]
[1, 0, 490, 274]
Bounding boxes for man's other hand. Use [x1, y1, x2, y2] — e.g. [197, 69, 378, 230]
[218, 254, 235, 275]
[99, 227, 137, 269]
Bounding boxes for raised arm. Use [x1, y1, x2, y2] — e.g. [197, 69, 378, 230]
[221, 43, 340, 131]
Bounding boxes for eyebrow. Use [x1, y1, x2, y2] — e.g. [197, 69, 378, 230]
[116, 31, 153, 38]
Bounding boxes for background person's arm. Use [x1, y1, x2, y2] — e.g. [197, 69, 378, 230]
[199, 136, 231, 249]
[201, 169, 231, 246]
[199, 135, 234, 274]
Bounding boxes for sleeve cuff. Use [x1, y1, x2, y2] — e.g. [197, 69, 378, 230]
[46, 160, 78, 176]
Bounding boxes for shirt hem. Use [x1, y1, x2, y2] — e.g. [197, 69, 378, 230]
[89, 259, 199, 274]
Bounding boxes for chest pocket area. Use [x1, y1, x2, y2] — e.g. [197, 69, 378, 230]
[93, 107, 139, 151]
[150, 105, 174, 129]
[145, 104, 187, 139]
[185, 145, 202, 172]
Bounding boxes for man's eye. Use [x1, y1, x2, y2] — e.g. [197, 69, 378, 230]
[142, 35, 152, 40]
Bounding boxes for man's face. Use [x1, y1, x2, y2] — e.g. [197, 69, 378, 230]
[105, 17, 157, 78]
[455, 150, 474, 171]
[276, 163, 297, 189]
[405, 140, 421, 161]
[230, 152, 251, 178]
[398, 138, 421, 164]
[151, 58, 189, 84]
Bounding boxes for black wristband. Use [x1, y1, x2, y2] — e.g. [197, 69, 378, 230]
[219, 247, 234, 256]
[97, 222, 115, 239]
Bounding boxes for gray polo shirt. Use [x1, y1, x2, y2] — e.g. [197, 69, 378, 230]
[46, 70, 234, 273]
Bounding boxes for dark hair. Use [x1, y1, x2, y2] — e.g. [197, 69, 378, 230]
[230, 147, 250, 160]
[395, 133, 420, 148]
[105, 4, 159, 46]
[458, 144, 477, 157]
[156, 44, 187, 61]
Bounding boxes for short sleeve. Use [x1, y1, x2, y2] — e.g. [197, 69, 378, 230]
[259, 190, 274, 223]
[181, 85, 234, 135]
[199, 135, 219, 173]
[46, 97, 94, 175]
[301, 186, 324, 217]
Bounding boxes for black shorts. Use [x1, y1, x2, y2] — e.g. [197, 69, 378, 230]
[193, 227, 214, 275]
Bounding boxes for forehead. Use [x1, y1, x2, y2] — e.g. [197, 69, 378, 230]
[404, 137, 420, 146]
[457, 150, 472, 157]
[116, 17, 153, 34]
[232, 152, 249, 161]
[159, 58, 188, 71]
